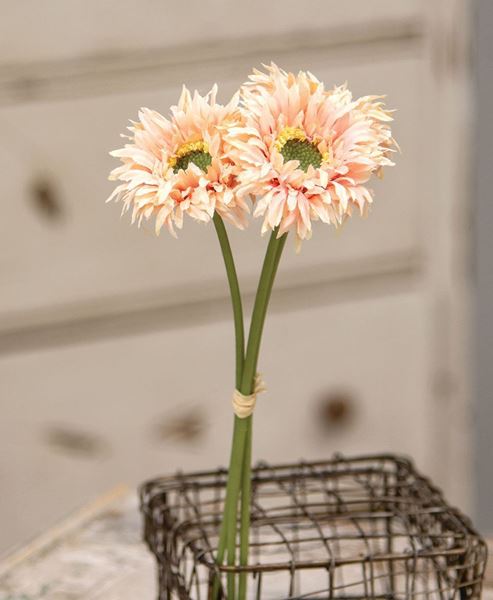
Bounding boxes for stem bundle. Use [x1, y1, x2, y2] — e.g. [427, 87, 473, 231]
[212, 213, 287, 599]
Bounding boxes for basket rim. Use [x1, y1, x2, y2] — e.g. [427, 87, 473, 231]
[139, 453, 414, 498]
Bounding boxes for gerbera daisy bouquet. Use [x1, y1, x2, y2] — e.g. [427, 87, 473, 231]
[108, 63, 396, 599]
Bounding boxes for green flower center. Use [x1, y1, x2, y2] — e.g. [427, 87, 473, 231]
[169, 140, 212, 174]
[280, 138, 323, 172]
[173, 149, 212, 173]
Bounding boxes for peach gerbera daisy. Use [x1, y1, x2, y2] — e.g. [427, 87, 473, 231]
[226, 63, 396, 248]
[107, 85, 249, 236]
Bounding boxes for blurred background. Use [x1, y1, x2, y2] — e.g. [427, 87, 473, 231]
[0, 0, 491, 555]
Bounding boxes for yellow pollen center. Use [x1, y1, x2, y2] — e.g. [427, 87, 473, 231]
[168, 140, 210, 170]
[274, 127, 330, 170]
[274, 127, 307, 152]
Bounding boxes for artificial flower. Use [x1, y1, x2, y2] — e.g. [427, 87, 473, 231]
[226, 63, 396, 248]
[107, 86, 249, 236]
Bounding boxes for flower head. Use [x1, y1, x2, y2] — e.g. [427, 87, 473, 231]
[226, 63, 396, 248]
[107, 86, 249, 236]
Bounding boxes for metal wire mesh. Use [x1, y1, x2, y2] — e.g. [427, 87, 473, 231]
[140, 454, 487, 599]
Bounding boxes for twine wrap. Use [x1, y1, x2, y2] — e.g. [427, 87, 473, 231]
[232, 374, 266, 418]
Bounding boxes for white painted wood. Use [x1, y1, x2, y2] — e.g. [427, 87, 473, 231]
[475, 0, 493, 533]
[0, 0, 476, 572]
[0, 1, 423, 66]
[0, 293, 432, 554]
[0, 54, 425, 327]
[419, 0, 475, 512]
[0, 21, 423, 107]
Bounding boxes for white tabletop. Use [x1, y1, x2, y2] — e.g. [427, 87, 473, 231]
[0, 487, 156, 599]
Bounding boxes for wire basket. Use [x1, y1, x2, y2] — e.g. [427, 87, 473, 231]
[140, 454, 487, 599]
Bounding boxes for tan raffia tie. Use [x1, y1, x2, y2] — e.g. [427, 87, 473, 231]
[232, 374, 267, 419]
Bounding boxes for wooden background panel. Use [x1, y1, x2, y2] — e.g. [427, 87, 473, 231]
[0, 54, 425, 327]
[0, 291, 432, 553]
[0, 0, 424, 66]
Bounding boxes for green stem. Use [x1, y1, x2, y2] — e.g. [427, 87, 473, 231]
[241, 231, 287, 393]
[213, 213, 245, 389]
[238, 419, 252, 600]
[212, 216, 288, 600]
[212, 213, 245, 598]
[225, 415, 249, 598]
[237, 230, 288, 600]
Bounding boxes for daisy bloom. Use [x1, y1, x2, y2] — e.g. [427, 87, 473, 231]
[226, 63, 397, 248]
[107, 86, 249, 236]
